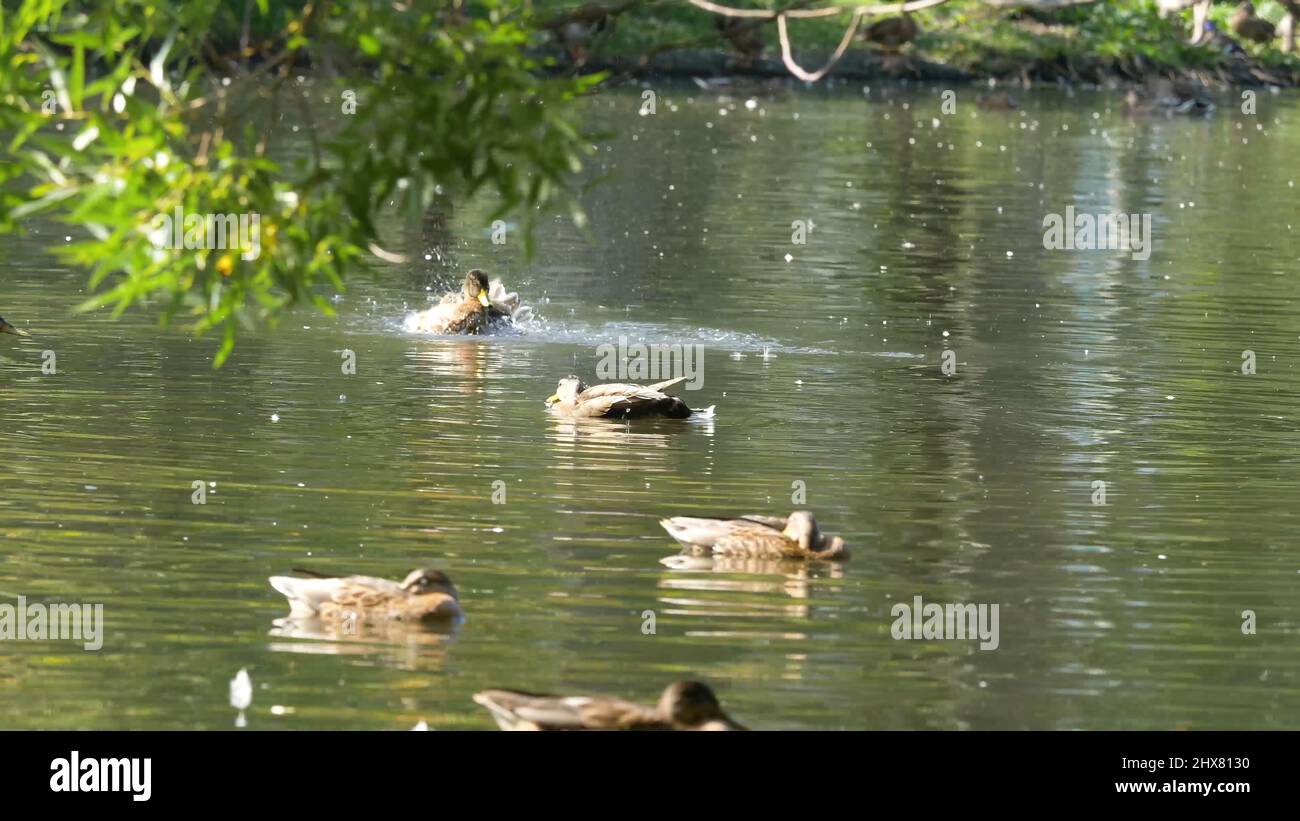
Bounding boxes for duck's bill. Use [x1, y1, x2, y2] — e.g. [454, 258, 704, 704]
[477, 289, 491, 308]
[0, 321, 28, 337]
[545, 394, 560, 405]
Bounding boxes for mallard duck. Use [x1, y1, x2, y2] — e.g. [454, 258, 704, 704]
[716, 17, 765, 67]
[472, 680, 745, 731]
[409, 270, 492, 335]
[863, 11, 919, 51]
[1232, 2, 1276, 44]
[660, 511, 849, 560]
[1201, 21, 1248, 56]
[267, 567, 463, 623]
[0, 316, 29, 337]
[545, 375, 707, 419]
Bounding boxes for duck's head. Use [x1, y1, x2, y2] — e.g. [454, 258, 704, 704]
[401, 567, 459, 599]
[0, 316, 29, 337]
[659, 680, 744, 730]
[783, 510, 822, 550]
[462, 270, 491, 307]
[546, 375, 586, 406]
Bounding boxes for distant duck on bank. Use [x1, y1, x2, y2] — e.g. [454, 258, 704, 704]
[862, 10, 919, 51]
[1231, 2, 1276, 44]
[716, 17, 766, 67]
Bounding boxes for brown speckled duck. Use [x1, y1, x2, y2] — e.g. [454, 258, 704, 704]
[268, 567, 463, 623]
[660, 510, 849, 560]
[1232, 2, 1276, 44]
[472, 680, 745, 731]
[545, 375, 708, 419]
[717, 17, 766, 66]
[409, 270, 492, 334]
[863, 11, 919, 51]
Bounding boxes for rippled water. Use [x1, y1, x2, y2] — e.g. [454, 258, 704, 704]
[4, 82, 1300, 730]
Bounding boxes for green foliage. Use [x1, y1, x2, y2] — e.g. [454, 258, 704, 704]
[0, 0, 600, 365]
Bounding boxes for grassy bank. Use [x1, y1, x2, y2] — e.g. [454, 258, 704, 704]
[536, 0, 1300, 85]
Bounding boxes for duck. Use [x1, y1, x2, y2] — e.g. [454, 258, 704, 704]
[0, 316, 29, 337]
[976, 91, 1018, 110]
[1232, 2, 1276, 44]
[267, 567, 463, 623]
[545, 375, 707, 419]
[472, 680, 745, 731]
[862, 10, 919, 51]
[408, 270, 492, 334]
[1123, 77, 1215, 116]
[1202, 20, 1249, 57]
[659, 510, 849, 560]
[546, 3, 616, 65]
[716, 17, 766, 67]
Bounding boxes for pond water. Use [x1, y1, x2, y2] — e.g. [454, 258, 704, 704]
[3, 81, 1300, 730]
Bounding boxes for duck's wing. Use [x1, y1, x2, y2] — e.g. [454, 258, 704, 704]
[645, 376, 688, 393]
[712, 527, 799, 559]
[571, 384, 659, 413]
[659, 516, 783, 549]
[409, 301, 458, 332]
[411, 299, 485, 334]
[739, 514, 789, 529]
[576, 382, 648, 400]
[473, 690, 660, 731]
[268, 574, 404, 617]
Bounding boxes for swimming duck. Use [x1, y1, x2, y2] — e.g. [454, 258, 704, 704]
[409, 270, 492, 335]
[0, 316, 29, 337]
[716, 17, 766, 67]
[267, 567, 463, 623]
[1123, 78, 1215, 116]
[976, 91, 1018, 110]
[862, 11, 919, 51]
[660, 510, 849, 560]
[545, 375, 706, 419]
[1232, 2, 1275, 44]
[472, 680, 745, 731]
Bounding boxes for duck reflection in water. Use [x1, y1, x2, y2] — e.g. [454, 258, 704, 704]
[267, 616, 457, 671]
[658, 552, 846, 620]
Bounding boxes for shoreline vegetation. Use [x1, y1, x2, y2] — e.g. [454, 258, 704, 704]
[7, 1, 1298, 367]
[527, 0, 1300, 87]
